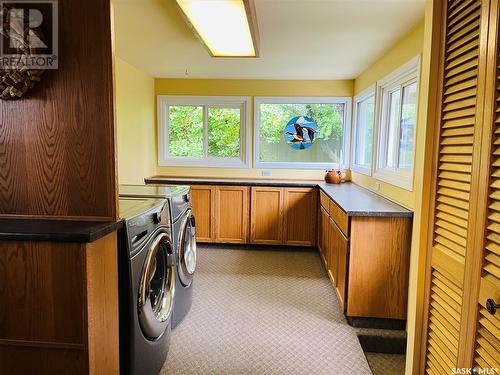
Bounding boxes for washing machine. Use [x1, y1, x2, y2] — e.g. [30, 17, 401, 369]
[119, 184, 196, 328]
[118, 197, 175, 375]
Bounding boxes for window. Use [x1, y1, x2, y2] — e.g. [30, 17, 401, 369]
[158, 96, 250, 167]
[254, 97, 352, 169]
[352, 86, 375, 175]
[374, 56, 420, 190]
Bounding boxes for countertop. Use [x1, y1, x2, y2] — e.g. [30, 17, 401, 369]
[0, 219, 123, 242]
[144, 176, 413, 218]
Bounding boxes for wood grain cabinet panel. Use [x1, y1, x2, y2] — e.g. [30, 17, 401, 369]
[191, 185, 216, 242]
[0, 232, 119, 374]
[283, 187, 317, 246]
[319, 206, 329, 266]
[347, 217, 412, 319]
[331, 219, 348, 308]
[250, 187, 284, 245]
[215, 186, 249, 244]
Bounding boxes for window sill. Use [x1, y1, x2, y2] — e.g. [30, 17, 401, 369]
[159, 158, 249, 169]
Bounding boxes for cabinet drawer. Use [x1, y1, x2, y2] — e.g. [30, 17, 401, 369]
[329, 199, 349, 236]
[320, 190, 330, 211]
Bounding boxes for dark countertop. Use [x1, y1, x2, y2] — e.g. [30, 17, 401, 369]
[145, 176, 413, 218]
[0, 219, 123, 242]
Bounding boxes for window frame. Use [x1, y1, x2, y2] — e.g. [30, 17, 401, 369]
[157, 95, 251, 168]
[253, 96, 352, 170]
[351, 85, 376, 176]
[373, 55, 421, 191]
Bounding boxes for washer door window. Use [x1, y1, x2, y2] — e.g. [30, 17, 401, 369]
[178, 210, 196, 287]
[138, 232, 175, 340]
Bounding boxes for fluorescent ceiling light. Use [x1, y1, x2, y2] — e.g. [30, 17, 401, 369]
[176, 0, 259, 57]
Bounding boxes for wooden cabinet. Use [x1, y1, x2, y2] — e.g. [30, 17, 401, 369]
[283, 187, 317, 246]
[250, 187, 284, 244]
[191, 185, 216, 242]
[318, 191, 412, 322]
[0, 233, 119, 374]
[215, 186, 249, 243]
[331, 219, 348, 309]
[319, 206, 329, 265]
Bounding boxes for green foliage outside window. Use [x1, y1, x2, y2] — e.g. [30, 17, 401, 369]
[168, 106, 241, 158]
[208, 107, 241, 157]
[168, 106, 203, 157]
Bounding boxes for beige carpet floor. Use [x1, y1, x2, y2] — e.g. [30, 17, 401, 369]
[161, 245, 375, 374]
[365, 353, 406, 375]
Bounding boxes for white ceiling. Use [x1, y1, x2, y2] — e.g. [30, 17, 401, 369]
[113, 0, 425, 80]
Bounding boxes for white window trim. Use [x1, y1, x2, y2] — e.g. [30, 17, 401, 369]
[157, 95, 251, 168]
[373, 55, 421, 191]
[253, 96, 352, 170]
[351, 85, 376, 176]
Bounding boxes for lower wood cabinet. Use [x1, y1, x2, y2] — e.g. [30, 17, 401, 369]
[191, 184, 318, 246]
[215, 186, 249, 243]
[283, 187, 317, 246]
[0, 232, 119, 374]
[330, 218, 348, 308]
[249, 187, 284, 245]
[191, 185, 216, 242]
[318, 193, 412, 321]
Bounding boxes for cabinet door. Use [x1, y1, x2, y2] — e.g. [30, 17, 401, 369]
[331, 219, 348, 309]
[319, 206, 329, 266]
[215, 186, 249, 244]
[250, 187, 284, 244]
[191, 185, 216, 242]
[284, 187, 317, 246]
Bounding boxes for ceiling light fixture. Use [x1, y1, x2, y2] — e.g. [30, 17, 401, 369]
[175, 0, 260, 58]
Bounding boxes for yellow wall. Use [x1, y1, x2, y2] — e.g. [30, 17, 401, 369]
[154, 79, 353, 180]
[115, 57, 157, 184]
[351, 20, 425, 209]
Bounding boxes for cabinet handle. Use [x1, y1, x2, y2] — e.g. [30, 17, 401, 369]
[486, 298, 499, 315]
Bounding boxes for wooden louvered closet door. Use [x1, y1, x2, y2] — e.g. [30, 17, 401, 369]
[422, 0, 494, 373]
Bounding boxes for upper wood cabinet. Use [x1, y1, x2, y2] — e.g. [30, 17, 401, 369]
[250, 187, 284, 245]
[283, 187, 317, 246]
[191, 185, 216, 242]
[215, 186, 249, 244]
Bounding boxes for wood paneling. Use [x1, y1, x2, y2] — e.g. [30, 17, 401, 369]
[0, 0, 116, 220]
[191, 185, 216, 242]
[250, 187, 284, 244]
[348, 217, 412, 319]
[215, 186, 249, 243]
[283, 187, 317, 246]
[0, 233, 119, 374]
[0, 346, 85, 375]
[0, 241, 85, 344]
[85, 232, 119, 374]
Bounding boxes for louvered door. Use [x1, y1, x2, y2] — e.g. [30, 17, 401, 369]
[472, 0, 500, 370]
[424, 0, 487, 373]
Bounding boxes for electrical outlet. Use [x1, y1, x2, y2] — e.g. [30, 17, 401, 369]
[262, 170, 271, 177]
[373, 182, 381, 191]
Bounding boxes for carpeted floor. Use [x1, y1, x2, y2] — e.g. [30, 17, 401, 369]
[161, 245, 385, 374]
